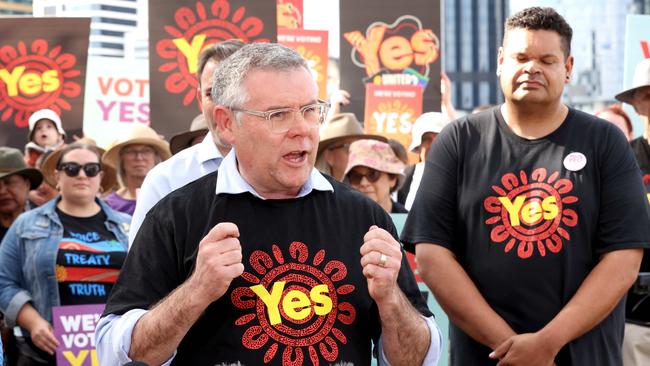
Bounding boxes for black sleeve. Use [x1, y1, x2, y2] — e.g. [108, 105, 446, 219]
[596, 125, 650, 253]
[103, 203, 185, 316]
[400, 122, 460, 253]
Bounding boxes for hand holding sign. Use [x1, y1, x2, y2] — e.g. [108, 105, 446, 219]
[189, 222, 244, 304]
[28, 313, 59, 355]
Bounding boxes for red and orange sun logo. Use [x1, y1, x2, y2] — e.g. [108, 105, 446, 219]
[231, 241, 356, 365]
[0, 39, 81, 127]
[156, 0, 270, 106]
[483, 168, 579, 259]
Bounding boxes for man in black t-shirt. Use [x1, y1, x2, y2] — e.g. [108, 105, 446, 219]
[614, 58, 650, 366]
[401, 7, 650, 366]
[96, 43, 440, 366]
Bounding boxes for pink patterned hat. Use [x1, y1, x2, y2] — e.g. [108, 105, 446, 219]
[343, 139, 405, 177]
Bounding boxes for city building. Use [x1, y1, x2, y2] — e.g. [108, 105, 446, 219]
[32, 0, 146, 58]
[444, 0, 509, 111]
[0, 0, 31, 15]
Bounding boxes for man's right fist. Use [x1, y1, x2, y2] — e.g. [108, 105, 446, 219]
[189, 222, 244, 303]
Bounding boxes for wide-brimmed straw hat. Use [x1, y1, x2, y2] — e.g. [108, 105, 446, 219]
[616, 59, 650, 105]
[344, 139, 406, 178]
[408, 112, 450, 152]
[102, 124, 171, 168]
[0, 147, 43, 189]
[169, 114, 208, 155]
[41, 139, 117, 193]
[317, 113, 387, 156]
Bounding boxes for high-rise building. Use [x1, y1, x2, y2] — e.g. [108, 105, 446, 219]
[630, 0, 650, 13]
[444, 0, 509, 111]
[0, 0, 32, 15]
[32, 0, 145, 58]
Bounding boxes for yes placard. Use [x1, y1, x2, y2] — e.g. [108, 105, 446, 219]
[278, 28, 328, 100]
[52, 304, 105, 366]
[364, 84, 422, 156]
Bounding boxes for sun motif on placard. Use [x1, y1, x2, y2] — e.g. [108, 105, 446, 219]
[277, 1, 302, 29]
[0, 39, 81, 127]
[231, 242, 356, 365]
[483, 168, 579, 259]
[156, 0, 270, 106]
[295, 46, 323, 83]
[376, 100, 414, 117]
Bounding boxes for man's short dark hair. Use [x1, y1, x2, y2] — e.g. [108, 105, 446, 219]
[504, 7, 573, 58]
[196, 39, 246, 86]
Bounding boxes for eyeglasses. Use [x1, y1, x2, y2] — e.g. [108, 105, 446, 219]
[57, 162, 102, 178]
[347, 168, 383, 185]
[121, 147, 156, 158]
[231, 100, 330, 134]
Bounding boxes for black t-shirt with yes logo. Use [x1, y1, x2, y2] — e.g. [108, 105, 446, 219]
[402, 107, 650, 366]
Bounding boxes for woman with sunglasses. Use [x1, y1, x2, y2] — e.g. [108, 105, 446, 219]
[0, 143, 130, 366]
[343, 139, 408, 213]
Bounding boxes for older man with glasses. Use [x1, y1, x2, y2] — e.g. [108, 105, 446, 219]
[96, 42, 441, 366]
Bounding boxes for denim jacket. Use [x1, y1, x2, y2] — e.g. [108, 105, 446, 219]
[0, 197, 130, 329]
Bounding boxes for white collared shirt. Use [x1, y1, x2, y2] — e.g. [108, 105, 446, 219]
[128, 134, 224, 246]
[215, 148, 333, 199]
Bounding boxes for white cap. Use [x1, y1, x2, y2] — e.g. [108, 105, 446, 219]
[615, 58, 650, 105]
[28, 109, 66, 141]
[408, 112, 450, 152]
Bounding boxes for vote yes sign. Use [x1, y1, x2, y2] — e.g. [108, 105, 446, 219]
[0, 18, 89, 149]
[52, 304, 105, 366]
[364, 84, 422, 158]
[148, 0, 277, 141]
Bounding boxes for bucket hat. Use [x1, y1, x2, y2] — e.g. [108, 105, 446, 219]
[615, 59, 650, 105]
[0, 147, 43, 189]
[343, 139, 406, 178]
[408, 112, 450, 152]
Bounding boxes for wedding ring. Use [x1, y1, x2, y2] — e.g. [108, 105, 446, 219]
[379, 253, 388, 268]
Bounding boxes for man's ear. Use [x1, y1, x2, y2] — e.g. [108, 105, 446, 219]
[496, 46, 504, 76]
[564, 55, 574, 84]
[214, 106, 236, 145]
[196, 86, 203, 111]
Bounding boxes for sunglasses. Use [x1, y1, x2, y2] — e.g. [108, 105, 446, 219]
[57, 162, 102, 178]
[347, 168, 382, 185]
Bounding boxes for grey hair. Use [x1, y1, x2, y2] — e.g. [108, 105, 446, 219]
[211, 43, 310, 108]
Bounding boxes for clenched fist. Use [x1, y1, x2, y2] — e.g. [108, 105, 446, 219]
[188, 222, 244, 304]
[360, 225, 402, 303]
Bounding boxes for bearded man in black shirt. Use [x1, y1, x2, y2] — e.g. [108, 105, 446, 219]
[96, 43, 440, 366]
[402, 7, 650, 366]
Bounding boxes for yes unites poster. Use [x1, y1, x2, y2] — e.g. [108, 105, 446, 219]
[148, 0, 277, 140]
[0, 18, 89, 149]
[340, 0, 441, 122]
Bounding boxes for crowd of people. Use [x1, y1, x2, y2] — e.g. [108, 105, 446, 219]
[0, 6, 649, 366]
